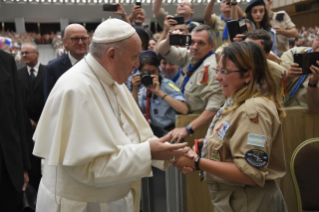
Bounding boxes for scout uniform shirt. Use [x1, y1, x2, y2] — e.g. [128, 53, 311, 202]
[269, 10, 296, 56]
[163, 46, 225, 114]
[280, 47, 312, 107]
[138, 78, 186, 129]
[205, 97, 286, 187]
[208, 14, 231, 51]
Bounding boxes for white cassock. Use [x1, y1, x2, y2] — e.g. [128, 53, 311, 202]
[33, 53, 168, 212]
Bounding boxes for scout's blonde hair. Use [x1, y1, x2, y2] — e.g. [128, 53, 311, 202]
[222, 42, 285, 119]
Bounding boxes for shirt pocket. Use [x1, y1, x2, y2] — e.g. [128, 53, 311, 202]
[206, 133, 224, 161]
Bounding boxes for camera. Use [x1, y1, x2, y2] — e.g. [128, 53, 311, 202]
[103, 4, 118, 12]
[294, 52, 319, 75]
[140, 71, 153, 86]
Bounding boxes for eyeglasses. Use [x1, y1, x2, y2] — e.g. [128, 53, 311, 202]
[178, 2, 191, 7]
[21, 51, 36, 55]
[216, 68, 242, 77]
[66, 36, 89, 43]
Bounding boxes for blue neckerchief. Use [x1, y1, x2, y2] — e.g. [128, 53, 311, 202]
[289, 48, 313, 98]
[170, 68, 182, 84]
[220, 14, 231, 40]
[185, 18, 193, 25]
[132, 68, 138, 74]
[181, 50, 215, 93]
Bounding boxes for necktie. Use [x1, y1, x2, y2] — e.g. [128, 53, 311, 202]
[30, 68, 36, 82]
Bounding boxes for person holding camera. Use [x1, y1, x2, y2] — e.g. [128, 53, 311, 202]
[131, 50, 188, 135]
[280, 28, 319, 108]
[158, 24, 225, 143]
[172, 42, 287, 212]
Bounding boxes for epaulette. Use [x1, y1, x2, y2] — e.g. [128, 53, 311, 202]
[165, 80, 181, 92]
[245, 98, 259, 123]
[275, 11, 286, 21]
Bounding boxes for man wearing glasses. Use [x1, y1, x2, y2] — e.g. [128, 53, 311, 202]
[152, 0, 201, 33]
[43, 24, 88, 101]
[280, 30, 319, 109]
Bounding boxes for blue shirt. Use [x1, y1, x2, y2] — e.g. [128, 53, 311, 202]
[269, 28, 278, 56]
[138, 78, 186, 129]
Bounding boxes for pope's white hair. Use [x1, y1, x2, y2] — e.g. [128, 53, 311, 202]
[90, 39, 129, 59]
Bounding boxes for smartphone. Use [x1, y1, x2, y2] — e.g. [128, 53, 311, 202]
[169, 34, 191, 46]
[227, 17, 248, 42]
[168, 16, 185, 25]
[103, 4, 118, 12]
[136, 1, 141, 7]
[294, 52, 319, 75]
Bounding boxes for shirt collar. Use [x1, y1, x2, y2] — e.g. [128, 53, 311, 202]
[27, 62, 40, 75]
[68, 52, 79, 66]
[85, 53, 115, 86]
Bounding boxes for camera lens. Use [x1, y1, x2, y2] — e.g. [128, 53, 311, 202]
[140, 71, 153, 87]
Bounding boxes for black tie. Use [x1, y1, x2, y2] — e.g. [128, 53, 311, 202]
[30, 68, 36, 82]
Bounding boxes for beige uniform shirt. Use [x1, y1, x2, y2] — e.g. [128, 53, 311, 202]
[280, 47, 312, 107]
[164, 46, 225, 114]
[33, 54, 167, 212]
[208, 14, 230, 51]
[205, 97, 286, 187]
[269, 11, 296, 57]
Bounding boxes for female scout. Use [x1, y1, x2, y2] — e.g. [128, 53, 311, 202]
[173, 42, 287, 211]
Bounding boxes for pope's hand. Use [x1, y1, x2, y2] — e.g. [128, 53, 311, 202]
[150, 134, 189, 160]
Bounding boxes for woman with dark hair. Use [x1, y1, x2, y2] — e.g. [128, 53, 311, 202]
[131, 50, 188, 134]
[172, 42, 287, 211]
[244, 0, 278, 55]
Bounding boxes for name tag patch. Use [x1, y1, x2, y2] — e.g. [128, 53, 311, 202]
[245, 149, 268, 168]
[210, 150, 220, 161]
[247, 133, 266, 147]
[217, 121, 231, 139]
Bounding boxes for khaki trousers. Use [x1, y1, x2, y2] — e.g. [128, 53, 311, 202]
[207, 180, 287, 212]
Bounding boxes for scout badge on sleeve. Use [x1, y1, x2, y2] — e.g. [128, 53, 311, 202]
[247, 133, 266, 148]
[245, 149, 268, 168]
[166, 80, 181, 92]
[199, 62, 210, 85]
[217, 121, 231, 139]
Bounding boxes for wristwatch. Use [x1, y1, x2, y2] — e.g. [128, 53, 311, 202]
[308, 82, 318, 88]
[195, 156, 201, 170]
[185, 124, 194, 134]
[230, 2, 237, 5]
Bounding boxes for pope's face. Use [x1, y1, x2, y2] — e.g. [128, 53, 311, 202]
[114, 34, 141, 84]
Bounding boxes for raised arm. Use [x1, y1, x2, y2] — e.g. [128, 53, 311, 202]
[152, 0, 163, 16]
[204, 0, 216, 26]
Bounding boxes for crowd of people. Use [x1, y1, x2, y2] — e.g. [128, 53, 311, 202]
[0, 0, 319, 211]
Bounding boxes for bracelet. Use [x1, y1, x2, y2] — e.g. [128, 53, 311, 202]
[308, 82, 318, 88]
[184, 127, 191, 134]
[195, 156, 201, 170]
[161, 93, 168, 100]
[230, 2, 237, 5]
[185, 124, 194, 134]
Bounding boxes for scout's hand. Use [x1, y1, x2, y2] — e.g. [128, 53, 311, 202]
[172, 155, 196, 172]
[309, 60, 319, 84]
[286, 63, 303, 82]
[150, 134, 189, 160]
[145, 75, 160, 94]
[233, 34, 245, 42]
[131, 73, 141, 87]
[169, 127, 189, 143]
[131, 5, 143, 19]
[113, 3, 126, 16]
[163, 15, 177, 32]
[272, 26, 284, 35]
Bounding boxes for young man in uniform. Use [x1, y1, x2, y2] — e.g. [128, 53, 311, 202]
[158, 24, 225, 142]
[204, 0, 244, 50]
[280, 29, 319, 108]
[265, 0, 298, 56]
[152, 0, 200, 33]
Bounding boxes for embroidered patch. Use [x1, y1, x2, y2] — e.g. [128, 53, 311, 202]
[154, 109, 158, 114]
[216, 32, 220, 37]
[210, 150, 220, 161]
[247, 133, 266, 147]
[250, 113, 259, 123]
[245, 149, 268, 168]
[143, 95, 147, 100]
[217, 121, 231, 139]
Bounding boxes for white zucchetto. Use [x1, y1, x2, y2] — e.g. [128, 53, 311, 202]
[93, 18, 136, 43]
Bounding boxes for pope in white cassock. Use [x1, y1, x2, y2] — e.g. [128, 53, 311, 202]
[32, 18, 189, 212]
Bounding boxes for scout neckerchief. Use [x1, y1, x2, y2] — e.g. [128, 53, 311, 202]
[199, 98, 233, 180]
[185, 18, 193, 25]
[289, 48, 312, 98]
[170, 68, 182, 84]
[220, 14, 231, 41]
[181, 50, 215, 93]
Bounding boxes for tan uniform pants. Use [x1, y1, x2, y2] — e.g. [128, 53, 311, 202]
[207, 180, 287, 212]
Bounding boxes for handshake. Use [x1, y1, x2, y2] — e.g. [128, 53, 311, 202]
[150, 133, 202, 174]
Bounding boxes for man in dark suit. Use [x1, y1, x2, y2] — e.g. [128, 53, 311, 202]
[44, 24, 88, 100]
[18, 42, 45, 192]
[0, 49, 31, 211]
